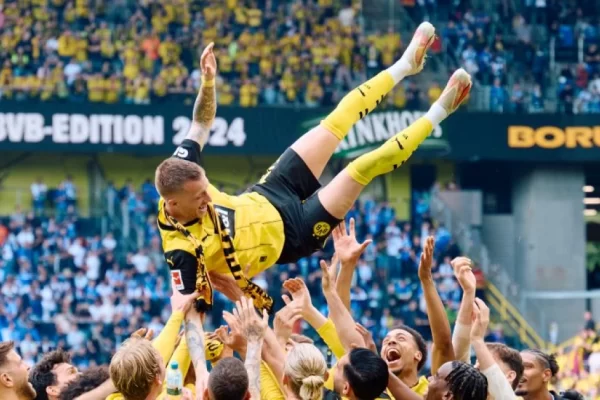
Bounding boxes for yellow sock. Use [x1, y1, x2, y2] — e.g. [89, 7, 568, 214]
[321, 71, 395, 140]
[346, 118, 433, 185]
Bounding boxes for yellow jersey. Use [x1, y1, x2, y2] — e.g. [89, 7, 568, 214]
[157, 187, 284, 279]
[157, 140, 285, 293]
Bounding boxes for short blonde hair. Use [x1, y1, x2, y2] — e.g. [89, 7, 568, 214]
[155, 158, 205, 197]
[284, 343, 327, 400]
[109, 338, 161, 400]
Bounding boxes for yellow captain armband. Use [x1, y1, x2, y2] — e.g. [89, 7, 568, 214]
[201, 76, 215, 88]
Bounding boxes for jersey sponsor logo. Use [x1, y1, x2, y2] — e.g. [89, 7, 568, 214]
[173, 146, 189, 158]
[214, 205, 236, 237]
[312, 221, 331, 238]
[171, 270, 185, 290]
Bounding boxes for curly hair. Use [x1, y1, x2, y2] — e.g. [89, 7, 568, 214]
[59, 367, 109, 400]
[523, 349, 560, 376]
[446, 361, 488, 400]
[29, 349, 72, 400]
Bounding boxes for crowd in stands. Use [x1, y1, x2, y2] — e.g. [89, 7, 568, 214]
[1, 174, 576, 400]
[0, 174, 469, 369]
[0, 0, 597, 114]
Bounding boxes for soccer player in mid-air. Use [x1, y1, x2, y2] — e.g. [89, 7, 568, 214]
[155, 22, 472, 312]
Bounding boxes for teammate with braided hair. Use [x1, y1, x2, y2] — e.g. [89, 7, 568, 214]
[426, 361, 489, 400]
[516, 349, 583, 400]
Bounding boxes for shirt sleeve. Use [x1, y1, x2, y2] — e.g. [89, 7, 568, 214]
[260, 361, 285, 400]
[164, 249, 199, 296]
[152, 310, 184, 366]
[316, 319, 346, 359]
[172, 139, 204, 166]
[482, 364, 517, 400]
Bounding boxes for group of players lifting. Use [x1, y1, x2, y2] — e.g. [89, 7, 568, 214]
[154, 21, 472, 312]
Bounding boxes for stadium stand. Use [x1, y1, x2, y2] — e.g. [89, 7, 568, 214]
[0, 175, 467, 371]
[1, 0, 597, 114]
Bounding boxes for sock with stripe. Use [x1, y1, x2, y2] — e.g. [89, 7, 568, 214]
[321, 71, 395, 140]
[346, 117, 433, 186]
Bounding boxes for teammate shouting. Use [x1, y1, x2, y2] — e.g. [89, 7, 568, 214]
[155, 22, 473, 312]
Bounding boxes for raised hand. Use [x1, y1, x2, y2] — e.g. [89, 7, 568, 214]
[418, 236, 435, 281]
[170, 282, 200, 315]
[319, 253, 339, 293]
[130, 328, 154, 340]
[283, 278, 313, 313]
[236, 296, 269, 342]
[274, 297, 303, 345]
[355, 323, 377, 353]
[470, 298, 490, 341]
[200, 42, 216, 80]
[208, 271, 244, 302]
[332, 218, 372, 267]
[452, 257, 476, 293]
[221, 312, 248, 354]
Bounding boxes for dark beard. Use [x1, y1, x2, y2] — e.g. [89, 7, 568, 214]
[514, 389, 528, 397]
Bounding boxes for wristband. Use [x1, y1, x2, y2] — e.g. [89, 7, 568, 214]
[201, 76, 215, 88]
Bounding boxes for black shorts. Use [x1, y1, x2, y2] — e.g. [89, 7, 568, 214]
[251, 148, 341, 264]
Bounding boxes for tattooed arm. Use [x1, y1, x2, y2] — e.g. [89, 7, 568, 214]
[184, 308, 209, 399]
[236, 297, 269, 400]
[187, 42, 217, 150]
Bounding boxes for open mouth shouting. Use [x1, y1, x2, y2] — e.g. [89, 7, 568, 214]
[384, 348, 403, 368]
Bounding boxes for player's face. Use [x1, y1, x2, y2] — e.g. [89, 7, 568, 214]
[515, 352, 547, 396]
[5, 350, 36, 400]
[332, 354, 351, 397]
[51, 363, 80, 393]
[381, 329, 420, 375]
[425, 361, 452, 399]
[178, 175, 212, 219]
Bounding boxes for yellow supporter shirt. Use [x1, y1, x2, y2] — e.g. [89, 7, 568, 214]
[260, 361, 285, 400]
[157, 144, 284, 279]
[318, 319, 429, 399]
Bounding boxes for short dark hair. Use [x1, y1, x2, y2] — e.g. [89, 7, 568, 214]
[392, 324, 428, 371]
[59, 367, 109, 400]
[343, 348, 389, 400]
[0, 341, 14, 367]
[446, 361, 488, 400]
[208, 357, 248, 400]
[487, 343, 524, 390]
[30, 349, 72, 400]
[523, 349, 560, 376]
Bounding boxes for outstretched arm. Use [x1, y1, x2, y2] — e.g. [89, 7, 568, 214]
[185, 309, 209, 399]
[187, 42, 217, 149]
[333, 219, 372, 310]
[452, 257, 477, 363]
[471, 299, 517, 400]
[320, 256, 366, 352]
[419, 236, 455, 374]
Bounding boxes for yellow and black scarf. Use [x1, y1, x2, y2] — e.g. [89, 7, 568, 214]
[163, 204, 274, 314]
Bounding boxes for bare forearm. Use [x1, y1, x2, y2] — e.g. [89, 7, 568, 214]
[421, 278, 454, 373]
[324, 291, 365, 351]
[262, 328, 286, 384]
[336, 263, 355, 311]
[453, 289, 475, 362]
[245, 340, 263, 399]
[457, 289, 475, 326]
[184, 314, 209, 394]
[187, 80, 216, 148]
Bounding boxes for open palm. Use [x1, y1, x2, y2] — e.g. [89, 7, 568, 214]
[333, 218, 372, 266]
